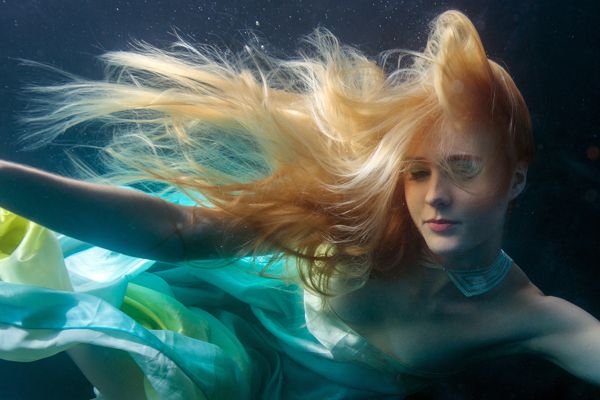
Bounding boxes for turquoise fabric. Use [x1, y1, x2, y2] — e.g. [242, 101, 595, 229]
[0, 191, 429, 399]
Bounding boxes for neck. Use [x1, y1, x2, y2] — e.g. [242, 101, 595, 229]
[431, 234, 503, 271]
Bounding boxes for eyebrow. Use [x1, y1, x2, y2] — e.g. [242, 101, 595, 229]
[405, 154, 483, 162]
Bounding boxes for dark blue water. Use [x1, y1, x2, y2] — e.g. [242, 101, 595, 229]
[1, 0, 599, 398]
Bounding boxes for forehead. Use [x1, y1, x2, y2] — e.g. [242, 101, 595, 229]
[408, 124, 498, 159]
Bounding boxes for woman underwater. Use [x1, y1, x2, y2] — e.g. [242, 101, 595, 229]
[0, 9, 599, 399]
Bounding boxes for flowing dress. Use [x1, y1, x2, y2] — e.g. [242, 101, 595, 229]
[0, 191, 442, 399]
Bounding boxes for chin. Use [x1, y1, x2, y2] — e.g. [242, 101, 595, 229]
[424, 238, 464, 257]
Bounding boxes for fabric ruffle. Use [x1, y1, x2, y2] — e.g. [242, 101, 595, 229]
[0, 192, 410, 399]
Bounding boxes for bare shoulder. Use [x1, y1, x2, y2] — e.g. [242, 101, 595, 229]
[502, 286, 600, 385]
[483, 269, 600, 359]
[507, 262, 598, 336]
[517, 292, 600, 341]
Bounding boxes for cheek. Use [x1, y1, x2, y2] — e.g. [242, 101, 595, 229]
[462, 172, 509, 214]
[403, 186, 422, 221]
[462, 195, 508, 229]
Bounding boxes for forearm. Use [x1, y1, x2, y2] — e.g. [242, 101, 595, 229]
[0, 160, 185, 261]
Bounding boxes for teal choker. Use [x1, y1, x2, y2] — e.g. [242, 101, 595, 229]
[425, 250, 514, 297]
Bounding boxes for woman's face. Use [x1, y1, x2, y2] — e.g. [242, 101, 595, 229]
[403, 126, 524, 268]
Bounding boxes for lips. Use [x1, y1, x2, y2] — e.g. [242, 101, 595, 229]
[424, 219, 459, 224]
[424, 219, 459, 233]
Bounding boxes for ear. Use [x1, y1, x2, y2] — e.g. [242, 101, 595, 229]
[508, 162, 528, 200]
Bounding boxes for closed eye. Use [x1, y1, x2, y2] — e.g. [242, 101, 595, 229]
[407, 169, 430, 180]
[449, 160, 482, 179]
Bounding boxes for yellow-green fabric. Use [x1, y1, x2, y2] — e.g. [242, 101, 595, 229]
[0, 198, 428, 399]
[0, 209, 72, 291]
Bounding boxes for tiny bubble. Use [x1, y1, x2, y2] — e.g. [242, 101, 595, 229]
[255, 20, 260, 26]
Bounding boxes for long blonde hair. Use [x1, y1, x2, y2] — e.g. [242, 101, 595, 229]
[20, 10, 534, 297]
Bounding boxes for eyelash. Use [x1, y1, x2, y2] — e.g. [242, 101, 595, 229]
[407, 165, 480, 181]
[408, 170, 430, 180]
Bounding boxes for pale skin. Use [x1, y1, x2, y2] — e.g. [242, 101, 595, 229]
[329, 125, 600, 385]
[0, 124, 598, 397]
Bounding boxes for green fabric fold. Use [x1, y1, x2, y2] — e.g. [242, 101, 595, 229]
[0, 208, 73, 291]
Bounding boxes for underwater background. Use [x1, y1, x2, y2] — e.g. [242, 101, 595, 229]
[0, 0, 599, 398]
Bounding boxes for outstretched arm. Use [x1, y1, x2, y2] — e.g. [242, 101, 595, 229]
[0, 160, 262, 398]
[0, 159, 244, 262]
[522, 295, 600, 386]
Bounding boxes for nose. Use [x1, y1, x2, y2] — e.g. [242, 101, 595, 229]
[424, 170, 452, 208]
